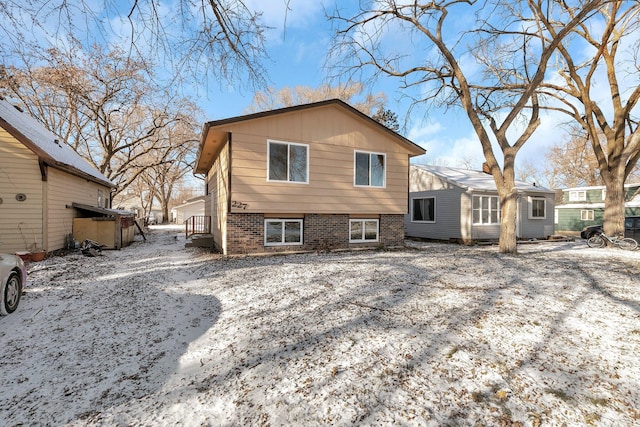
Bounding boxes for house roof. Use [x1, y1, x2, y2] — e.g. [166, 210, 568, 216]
[0, 99, 115, 188]
[195, 99, 426, 174]
[561, 183, 640, 192]
[172, 196, 205, 210]
[72, 202, 136, 217]
[412, 164, 553, 193]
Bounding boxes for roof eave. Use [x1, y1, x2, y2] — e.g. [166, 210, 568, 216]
[196, 99, 426, 168]
[48, 161, 115, 189]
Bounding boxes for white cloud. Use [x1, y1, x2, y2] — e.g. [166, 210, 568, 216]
[409, 121, 485, 168]
[407, 121, 443, 141]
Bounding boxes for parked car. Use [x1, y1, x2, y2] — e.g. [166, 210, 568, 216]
[0, 253, 26, 315]
[580, 216, 640, 242]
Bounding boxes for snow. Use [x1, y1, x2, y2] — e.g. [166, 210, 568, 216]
[2, 225, 639, 426]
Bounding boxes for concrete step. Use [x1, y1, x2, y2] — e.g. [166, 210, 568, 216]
[185, 234, 214, 248]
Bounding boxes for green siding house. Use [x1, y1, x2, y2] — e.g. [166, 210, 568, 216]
[555, 184, 640, 234]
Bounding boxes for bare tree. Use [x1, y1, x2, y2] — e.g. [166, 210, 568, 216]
[0, 41, 203, 196]
[142, 118, 201, 223]
[0, 0, 269, 88]
[533, 1, 640, 237]
[245, 83, 388, 115]
[329, 0, 606, 253]
[516, 159, 546, 187]
[541, 126, 603, 189]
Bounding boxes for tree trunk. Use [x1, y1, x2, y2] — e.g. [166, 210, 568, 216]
[603, 171, 626, 238]
[499, 188, 519, 254]
[162, 204, 170, 224]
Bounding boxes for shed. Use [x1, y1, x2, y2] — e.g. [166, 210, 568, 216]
[71, 203, 137, 249]
[171, 196, 205, 224]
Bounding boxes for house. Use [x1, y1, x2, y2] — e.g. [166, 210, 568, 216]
[0, 99, 119, 253]
[171, 196, 205, 224]
[405, 164, 555, 243]
[194, 99, 425, 255]
[554, 184, 640, 234]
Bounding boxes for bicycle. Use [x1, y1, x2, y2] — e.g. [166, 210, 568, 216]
[587, 230, 638, 250]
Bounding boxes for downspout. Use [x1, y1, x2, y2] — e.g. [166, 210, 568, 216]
[39, 160, 48, 251]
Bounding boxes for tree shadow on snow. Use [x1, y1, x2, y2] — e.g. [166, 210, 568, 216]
[0, 245, 221, 425]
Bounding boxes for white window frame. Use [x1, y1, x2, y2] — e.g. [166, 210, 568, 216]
[472, 195, 500, 225]
[97, 189, 103, 207]
[581, 210, 594, 221]
[529, 197, 546, 219]
[411, 197, 436, 223]
[354, 151, 386, 188]
[569, 190, 586, 201]
[267, 140, 309, 184]
[264, 219, 304, 246]
[349, 219, 379, 243]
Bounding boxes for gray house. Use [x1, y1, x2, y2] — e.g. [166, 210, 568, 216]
[406, 165, 555, 243]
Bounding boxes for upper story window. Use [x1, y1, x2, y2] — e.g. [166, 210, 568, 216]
[568, 190, 586, 201]
[529, 197, 546, 219]
[472, 195, 499, 225]
[354, 151, 386, 187]
[268, 140, 309, 183]
[412, 197, 436, 222]
[97, 189, 103, 207]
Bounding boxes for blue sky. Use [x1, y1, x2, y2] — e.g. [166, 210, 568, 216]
[197, 0, 568, 173]
[2, 0, 595, 175]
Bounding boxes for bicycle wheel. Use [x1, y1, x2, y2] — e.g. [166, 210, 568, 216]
[617, 238, 638, 251]
[587, 235, 606, 248]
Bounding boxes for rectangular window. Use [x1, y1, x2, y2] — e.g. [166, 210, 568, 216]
[268, 140, 308, 183]
[569, 190, 586, 201]
[412, 197, 435, 222]
[264, 219, 303, 246]
[349, 219, 379, 243]
[472, 195, 499, 225]
[354, 151, 386, 187]
[529, 197, 546, 219]
[97, 189, 103, 207]
[581, 210, 594, 221]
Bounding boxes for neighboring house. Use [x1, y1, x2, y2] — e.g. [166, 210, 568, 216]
[0, 99, 116, 253]
[554, 184, 640, 234]
[194, 99, 425, 255]
[171, 196, 205, 224]
[406, 165, 555, 243]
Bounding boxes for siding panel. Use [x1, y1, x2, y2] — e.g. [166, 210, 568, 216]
[0, 129, 44, 253]
[405, 189, 464, 240]
[230, 133, 409, 214]
[46, 168, 112, 251]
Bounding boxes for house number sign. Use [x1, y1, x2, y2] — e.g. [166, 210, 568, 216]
[231, 201, 248, 210]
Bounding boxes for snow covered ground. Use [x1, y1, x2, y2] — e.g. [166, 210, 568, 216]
[1, 225, 639, 426]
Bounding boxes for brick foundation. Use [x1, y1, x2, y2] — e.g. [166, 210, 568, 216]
[225, 213, 405, 255]
[379, 214, 405, 247]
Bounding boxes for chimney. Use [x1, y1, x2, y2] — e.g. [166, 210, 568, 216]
[482, 162, 491, 174]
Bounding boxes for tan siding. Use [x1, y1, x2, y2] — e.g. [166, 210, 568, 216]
[46, 168, 111, 251]
[207, 142, 230, 253]
[227, 123, 410, 214]
[0, 128, 44, 253]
